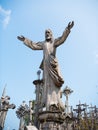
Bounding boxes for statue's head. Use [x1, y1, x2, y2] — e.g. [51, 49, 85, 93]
[45, 29, 53, 42]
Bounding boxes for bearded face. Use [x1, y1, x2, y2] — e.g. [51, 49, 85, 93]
[45, 29, 53, 41]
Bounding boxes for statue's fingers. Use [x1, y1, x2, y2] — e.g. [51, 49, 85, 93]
[72, 21, 74, 26]
[68, 22, 71, 25]
[17, 36, 23, 40]
[21, 35, 24, 38]
[17, 36, 20, 39]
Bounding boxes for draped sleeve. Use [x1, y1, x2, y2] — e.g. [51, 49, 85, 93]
[24, 38, 43, 50]
[54, 28, 70, 47]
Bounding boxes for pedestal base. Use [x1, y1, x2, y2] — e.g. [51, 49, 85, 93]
[38, 111, 65, 130]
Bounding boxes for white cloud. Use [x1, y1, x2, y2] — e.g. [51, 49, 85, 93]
[0, 5, 11, 29]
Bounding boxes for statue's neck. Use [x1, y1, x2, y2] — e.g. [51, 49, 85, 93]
[46, 39, 53, 43]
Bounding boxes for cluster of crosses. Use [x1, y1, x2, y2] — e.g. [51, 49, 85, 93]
[15, 71, 98, 130]
[0, 87, 16, 130]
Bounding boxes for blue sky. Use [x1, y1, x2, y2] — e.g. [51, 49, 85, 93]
[0, 0, 98, 129]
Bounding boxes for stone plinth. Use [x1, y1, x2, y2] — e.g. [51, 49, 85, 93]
[24, 125, 38, 130]
[38, 111, 65, 130]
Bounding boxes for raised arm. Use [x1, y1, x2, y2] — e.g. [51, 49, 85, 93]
[17, 35, 43, 50]
[54, 21, 74, 47]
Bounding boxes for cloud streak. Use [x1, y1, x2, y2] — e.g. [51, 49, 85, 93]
[0, 5, 11, 29]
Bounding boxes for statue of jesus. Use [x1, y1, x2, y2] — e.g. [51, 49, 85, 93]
[17, 21, 74, 111]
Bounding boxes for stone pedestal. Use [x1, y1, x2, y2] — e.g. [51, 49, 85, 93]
[33, 74, 65, 130]
[38, 111, 65, 130]
[24, 125, 38, 130]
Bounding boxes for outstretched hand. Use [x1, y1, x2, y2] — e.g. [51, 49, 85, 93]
[67, 21, 74, 30]
[17, 35, 25, 41]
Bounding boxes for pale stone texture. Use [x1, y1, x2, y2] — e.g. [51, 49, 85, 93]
[17, 21, 74, 130]
[17, 21, 74, 111]
[0, 88, 15, 130]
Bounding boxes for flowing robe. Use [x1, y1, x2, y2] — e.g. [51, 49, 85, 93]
[23, 28, 70, 110]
